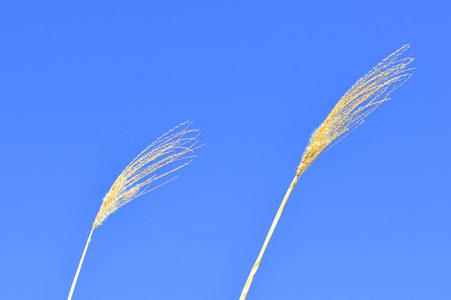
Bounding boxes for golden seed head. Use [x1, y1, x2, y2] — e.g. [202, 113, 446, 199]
[297, 45, 414, 177]
[92, 121, 201, 229]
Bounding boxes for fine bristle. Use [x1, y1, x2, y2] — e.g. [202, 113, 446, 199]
[296, 45, 413, 177]
[92, 121, 201, 229]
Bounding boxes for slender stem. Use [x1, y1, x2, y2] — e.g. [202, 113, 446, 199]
[68, 229, 94, 300]
[239, 175, 300, 300]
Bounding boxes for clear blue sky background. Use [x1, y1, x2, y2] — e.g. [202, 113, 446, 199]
[1, 1, 450, 299]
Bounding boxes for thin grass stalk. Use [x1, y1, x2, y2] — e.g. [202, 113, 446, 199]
[239, 176, 298, 299]
[239, 45, 414, 299]
[68, 230, 93, 300]
[67, 121, 201, 300]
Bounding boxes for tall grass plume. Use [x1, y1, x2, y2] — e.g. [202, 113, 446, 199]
[239, 45, 414, 299]
[68, 121, 201, 300]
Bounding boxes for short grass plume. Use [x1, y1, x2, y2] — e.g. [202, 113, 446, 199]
[68, 121, 201, 300]
[239, 45, 414, 299]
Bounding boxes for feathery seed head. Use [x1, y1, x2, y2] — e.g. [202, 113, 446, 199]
[296, 45, 414, 177]
[68, 122, 202, 300]
[238, 45, 414, 300]
[92, 121, 201, 229]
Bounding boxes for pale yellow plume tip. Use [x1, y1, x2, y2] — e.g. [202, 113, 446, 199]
[92, 120, 201, 229]
[68, 121, 202, 300]
[239, 45, 413, 300]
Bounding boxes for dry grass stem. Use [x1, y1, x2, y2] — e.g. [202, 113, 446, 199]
[68, 121, 201, 300]
[239, 45, 414, 300]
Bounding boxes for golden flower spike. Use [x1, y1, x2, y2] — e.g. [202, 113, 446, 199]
[68, 121, 201, 300]
[239, 45, 414, 299]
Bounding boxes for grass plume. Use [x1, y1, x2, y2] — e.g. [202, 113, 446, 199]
[239, 45, 414, 299]
[68, 121, 201, 300]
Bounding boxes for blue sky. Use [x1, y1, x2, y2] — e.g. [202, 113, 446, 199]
[1, 1, 450, 299]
